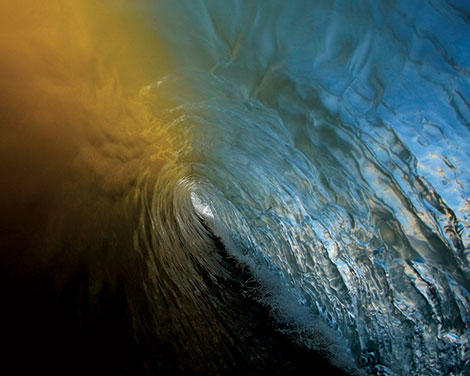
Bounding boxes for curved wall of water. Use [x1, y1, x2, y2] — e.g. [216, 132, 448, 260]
[0, 1, 469, 375]
[148, 1, 470, 374]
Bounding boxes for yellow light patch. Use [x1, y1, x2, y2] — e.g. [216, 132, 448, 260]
[0, 1, 188, 263]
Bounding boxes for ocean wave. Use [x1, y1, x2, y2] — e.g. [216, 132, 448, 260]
[1, 0, 469, 375]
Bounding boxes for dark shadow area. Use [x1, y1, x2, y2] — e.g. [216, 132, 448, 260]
[0, 219, 350, 375]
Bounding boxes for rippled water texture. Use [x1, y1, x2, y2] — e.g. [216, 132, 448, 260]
[1, 1, 469, 375]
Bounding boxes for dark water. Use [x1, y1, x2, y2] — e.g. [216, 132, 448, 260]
[1, 1, 469, 375]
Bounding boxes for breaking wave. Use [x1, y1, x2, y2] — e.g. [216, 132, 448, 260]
[1, 1, 469, 375]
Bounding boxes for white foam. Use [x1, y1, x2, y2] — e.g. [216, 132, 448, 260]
[190, 192, 214, 218]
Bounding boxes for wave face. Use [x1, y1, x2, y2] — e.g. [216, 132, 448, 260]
[148, 0, 470, 374]
[1, 0, 469, 375]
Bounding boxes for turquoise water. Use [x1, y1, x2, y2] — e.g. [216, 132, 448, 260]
[143, 1, 470, 374]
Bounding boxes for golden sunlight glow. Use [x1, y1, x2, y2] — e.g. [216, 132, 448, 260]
[0, 0, 186, 262]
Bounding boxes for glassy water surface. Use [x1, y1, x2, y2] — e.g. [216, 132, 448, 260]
[1, 1, 469, 375]
[149, 1, 470, 374]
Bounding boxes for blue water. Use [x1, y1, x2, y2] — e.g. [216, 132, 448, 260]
[136, 1, 470, 374]
[2, 0, 468, 374]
